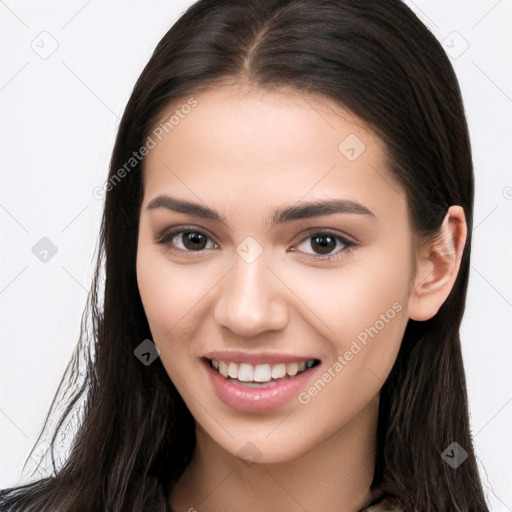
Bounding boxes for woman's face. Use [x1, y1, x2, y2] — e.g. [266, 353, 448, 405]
[136, 84, 414, 463]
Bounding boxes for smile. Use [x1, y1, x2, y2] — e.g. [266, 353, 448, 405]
[202, 357, 321, 412]
[207, 358, 319, 386]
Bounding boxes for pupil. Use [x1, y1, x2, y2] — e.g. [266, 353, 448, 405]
[183, 232, 206, 250]
[311, 234, 335, 254]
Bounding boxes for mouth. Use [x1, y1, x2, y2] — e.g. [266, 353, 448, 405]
[201, 355, 323, 412]
[202, 357, 321, 388]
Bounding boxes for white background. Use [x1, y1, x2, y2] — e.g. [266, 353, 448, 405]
[1, 0, 511, 509]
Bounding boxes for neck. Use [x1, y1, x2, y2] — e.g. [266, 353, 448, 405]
[170, 395, 379, 512]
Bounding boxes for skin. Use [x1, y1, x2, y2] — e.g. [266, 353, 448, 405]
[136, 83, 467, 512]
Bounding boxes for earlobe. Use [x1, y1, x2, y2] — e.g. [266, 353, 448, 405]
[408, 205, 467, 321]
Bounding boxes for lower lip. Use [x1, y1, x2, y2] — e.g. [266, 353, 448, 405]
[202, 359, 321, 412]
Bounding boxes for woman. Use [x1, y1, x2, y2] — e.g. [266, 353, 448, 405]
[0, 0, 490, 510]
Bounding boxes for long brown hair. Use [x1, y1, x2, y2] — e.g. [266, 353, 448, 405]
[0, 1, 489, 510]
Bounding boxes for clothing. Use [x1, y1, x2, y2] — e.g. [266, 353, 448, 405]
[362, 496, 405, 511]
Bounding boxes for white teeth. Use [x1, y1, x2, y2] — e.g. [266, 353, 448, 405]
[271, 363, 286, 379]
[228, 362, 238, 379]
[286, 362, 299, 376]
[237, 363, 254, 382]
[253, 364, 272, 382]
[218, 360, 229, 378]
[210, 359, 317, 382]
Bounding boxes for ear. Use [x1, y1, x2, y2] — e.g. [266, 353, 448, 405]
[408, 205, 467, 321]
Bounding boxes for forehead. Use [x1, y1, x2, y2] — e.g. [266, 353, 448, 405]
[146, 84, 377, 166]
[142, 84, 405, 220]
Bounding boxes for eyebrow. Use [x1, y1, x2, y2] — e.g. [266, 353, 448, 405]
[146, 195, 375, 226]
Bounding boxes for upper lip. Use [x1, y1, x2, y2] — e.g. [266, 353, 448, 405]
[202, 351, 320, 365]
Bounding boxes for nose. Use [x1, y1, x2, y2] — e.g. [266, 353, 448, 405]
[213, 253, 290, 337]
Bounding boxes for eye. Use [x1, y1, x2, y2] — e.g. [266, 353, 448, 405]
[156, 228, 218, 252]
[292, 231, 357, 260]
[156, 227, 357, 260]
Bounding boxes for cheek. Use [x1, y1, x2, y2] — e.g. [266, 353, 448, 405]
[285, 251, 411, 348]
[136, 254, 174, 335]
[137, 250, 205, 334]
[332, 231, 412, 341]
[136, 248, 228, 373]
[293, 274, 408, 434]
[288, 240, 411, 403]
[136, 253, 195, 385]
[136, 253, 195, 367]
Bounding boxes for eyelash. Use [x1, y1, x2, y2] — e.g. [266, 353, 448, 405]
[156, 226, 358, 261]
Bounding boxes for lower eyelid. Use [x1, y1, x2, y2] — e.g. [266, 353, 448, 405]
[309, 244, 356, 261]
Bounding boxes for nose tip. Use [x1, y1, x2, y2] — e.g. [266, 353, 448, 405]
[213, 258, 289, 337]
